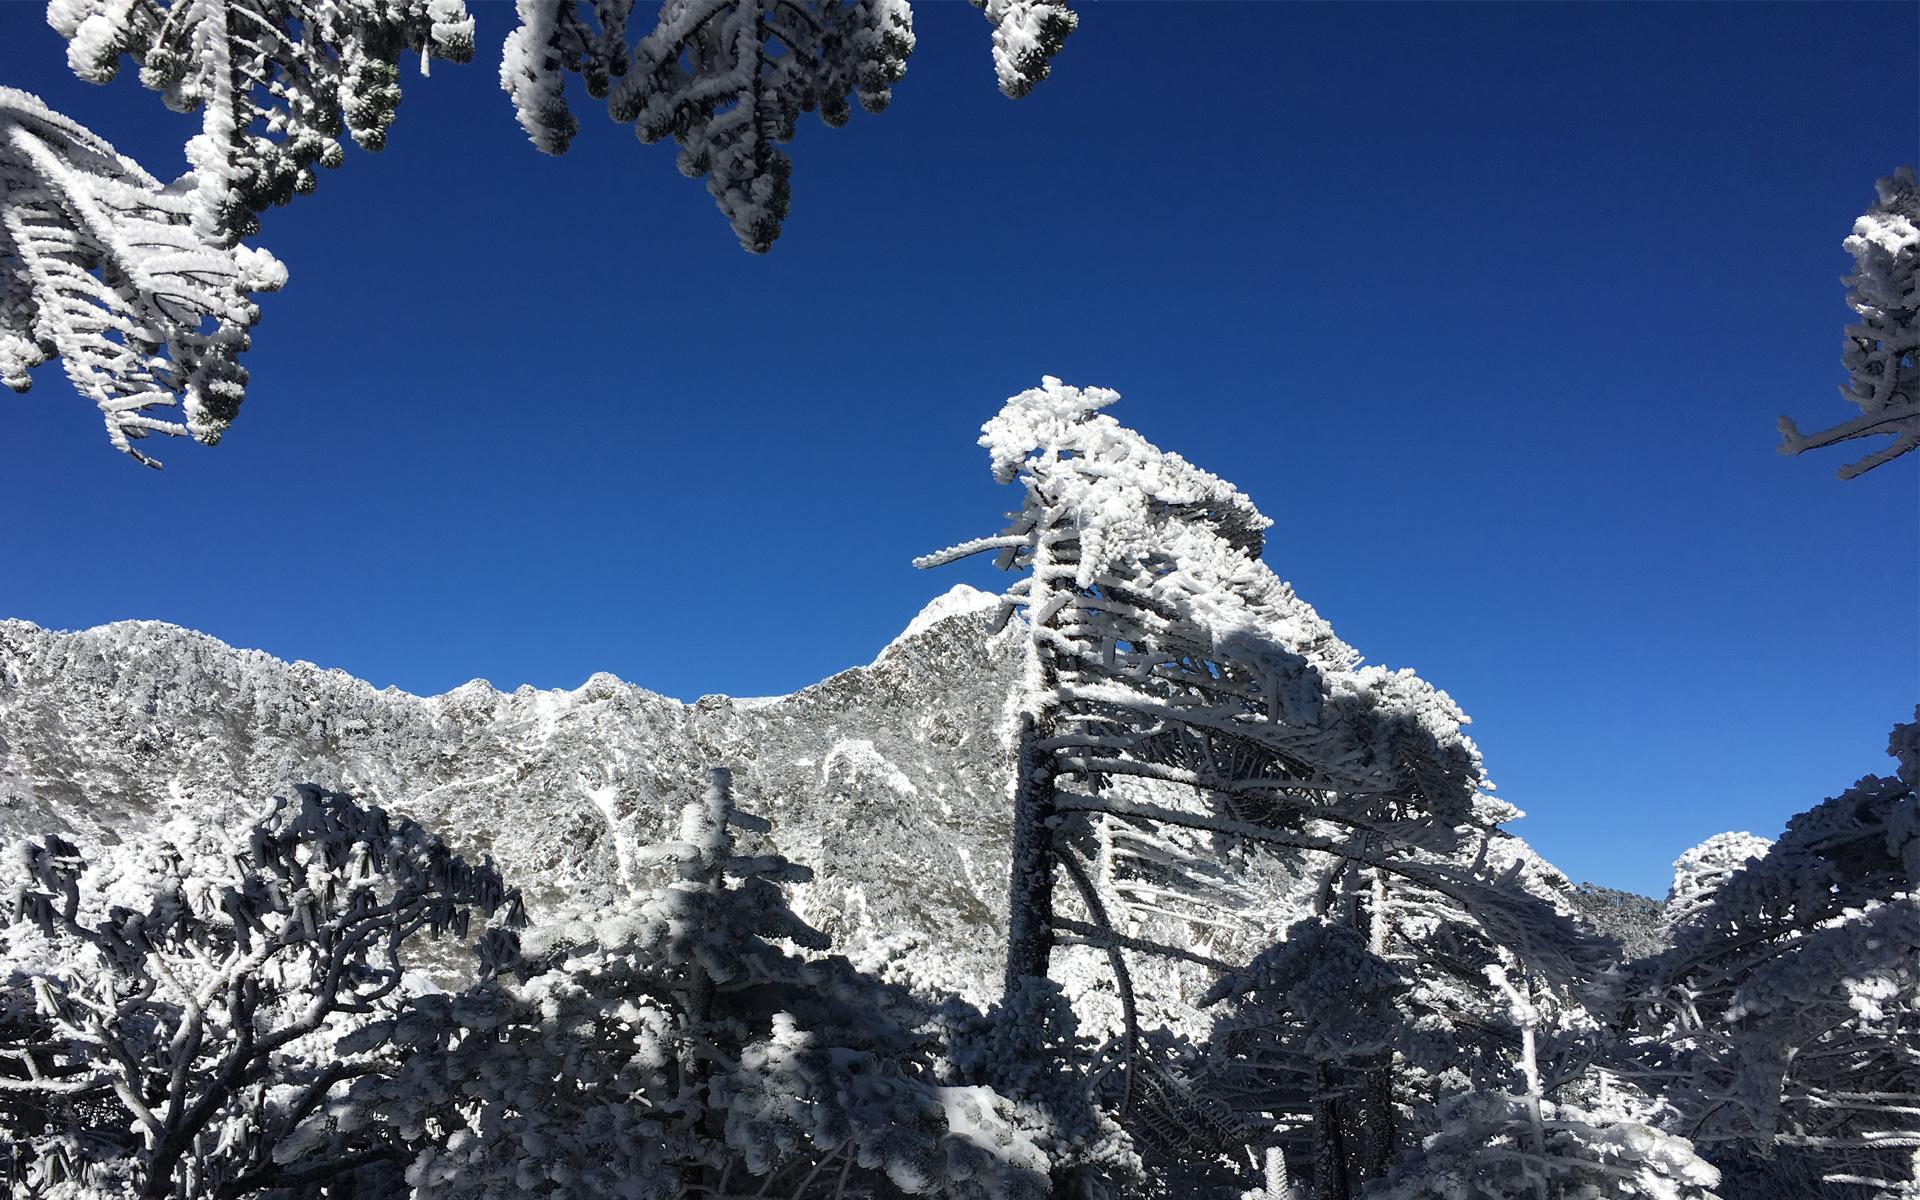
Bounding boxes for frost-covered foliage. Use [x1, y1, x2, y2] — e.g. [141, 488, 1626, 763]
[972, 0, 1076, 99]
[1363, 1090, 1720, 1200]
[497, 0, 1073, 252]
[1357, 963, 1720, 1200]
[919, 378, 1612, 1198]
[502, 0, 913, 253]
[11, 1, 1069, 460]
[0, 784, 522, 1198]
[47, 0, 476, 243]
[1662, 831, 1773, 936]
[0, 87, 286, 467]
[1625, 710, 1920, 1197]
[1780, 166, 1920, 478]
[370, 767, 1061, 1199]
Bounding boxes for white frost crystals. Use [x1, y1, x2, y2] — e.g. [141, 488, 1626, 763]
[501, 0, 916, 253]
[1780, 165, 1920, 478]
[0, 86, 286, 467]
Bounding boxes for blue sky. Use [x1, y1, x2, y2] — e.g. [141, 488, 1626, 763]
[2, 3, 1915, 896]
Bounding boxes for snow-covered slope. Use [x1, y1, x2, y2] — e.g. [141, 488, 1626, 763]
[0, 583, 1649, 1008]
[0, 585, 1022, 998]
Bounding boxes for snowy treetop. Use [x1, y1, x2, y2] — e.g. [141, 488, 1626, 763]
[1780, 165, 1920, 477]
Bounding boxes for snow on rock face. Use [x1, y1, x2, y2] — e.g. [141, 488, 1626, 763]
[0, 595, 1023, 1000]
[877, 583, 1003, 660]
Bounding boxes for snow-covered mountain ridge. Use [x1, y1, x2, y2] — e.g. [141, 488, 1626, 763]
[0, 585, 1022, 996]
[0, 584, 1658, 1000]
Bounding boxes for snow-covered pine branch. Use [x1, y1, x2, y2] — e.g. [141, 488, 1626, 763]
[47, 0, 477, 244]
[1779, 166, 1920, 478]
[504, 0, 916, 253]
[971, 0, 1076, 99]
[0, 87, 285, 467]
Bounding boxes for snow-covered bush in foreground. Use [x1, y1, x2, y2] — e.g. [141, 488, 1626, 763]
[0, 784, 523, 1198]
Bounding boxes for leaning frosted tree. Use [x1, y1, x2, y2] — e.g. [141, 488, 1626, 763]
[917, 378, 1623, 1197]
[1780, 166, 1920, 478]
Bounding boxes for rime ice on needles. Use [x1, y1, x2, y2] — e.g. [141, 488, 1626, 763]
[46, 0, 477, 244]
[0, 87, 286, 467]
[503, 0, 916, 253]
[971, 0, 1076, 99]
[1779, 166, 1920, 478]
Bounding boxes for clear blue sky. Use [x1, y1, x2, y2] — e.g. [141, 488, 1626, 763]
[2, 3, 1915, 896]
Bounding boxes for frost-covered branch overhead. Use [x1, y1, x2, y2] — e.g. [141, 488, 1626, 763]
[503, 0, 916, 253]
[1780, 166, 1920, 478]
[47, 0, 477, 244]
[501, 0, 1075, 252]
[8, 1, 1076, 464]
[0, 87, 285, 467]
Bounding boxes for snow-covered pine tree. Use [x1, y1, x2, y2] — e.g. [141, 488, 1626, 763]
[1625, 709, 1920, 1198]
[502, 0, 913, 254]
[373, 767, 1059, 1199]
[0, 783, 523, 1199]
[916, 377, 1611, 1195]
[1780, 166, 1920, 478]
[0, 86, 287, 467]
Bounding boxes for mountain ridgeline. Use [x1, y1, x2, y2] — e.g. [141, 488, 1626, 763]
[0, 587, 1029, 1000]
[0, 586, 1657, 1002]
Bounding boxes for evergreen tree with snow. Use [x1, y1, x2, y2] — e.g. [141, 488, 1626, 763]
[1780, 166, 1920, 478]
[370, 767, 1062, 1199]
[918, 377, 1613, 1198]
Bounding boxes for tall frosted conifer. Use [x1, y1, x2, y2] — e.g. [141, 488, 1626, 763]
[917, 380, 1609, 1200]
